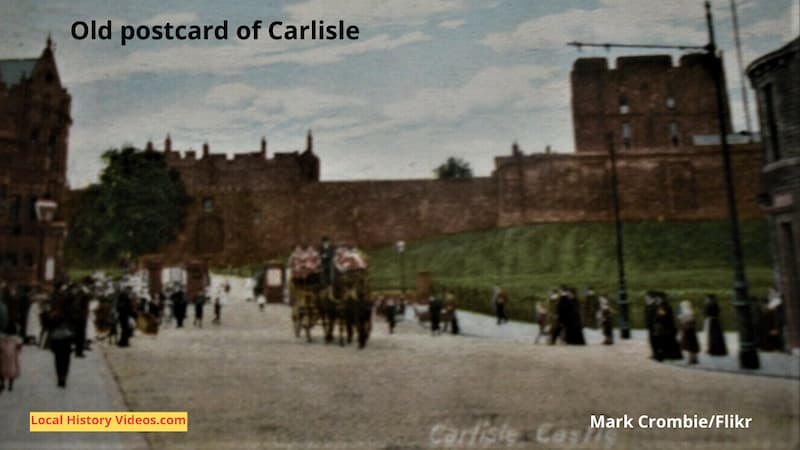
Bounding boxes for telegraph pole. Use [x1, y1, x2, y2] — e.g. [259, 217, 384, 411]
[568, 1, 760, 368]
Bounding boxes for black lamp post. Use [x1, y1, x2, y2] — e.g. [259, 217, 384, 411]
[607, 133, 631, 339]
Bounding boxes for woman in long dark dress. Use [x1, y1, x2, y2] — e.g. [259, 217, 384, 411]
[704, 294, 728, 356]
[679, 300, 700, 364]
[653, 294, 682, 361]
[564, 288, 586, 345]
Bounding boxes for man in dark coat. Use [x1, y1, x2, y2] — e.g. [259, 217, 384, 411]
[46, 283, 75, 388]
[319, 237, 336, 289]
[564, 288, 586, 345]
[429, 295, 443, 336]
[171, 287, 187, 328]
[652, 293, 682, 361]
[116, 287, 135, 347]
[704, 294, 728, 356]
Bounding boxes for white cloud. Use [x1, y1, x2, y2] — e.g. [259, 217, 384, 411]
[741, 1, 800, 41]
[383, 64, 558, 123]
[438, 19, 466, 29]
[483, 0, 715, 52]
[286, 0, 467, 25]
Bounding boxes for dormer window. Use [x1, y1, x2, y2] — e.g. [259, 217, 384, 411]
[666, 97, 675, 109]
[622, 123, 632, 149]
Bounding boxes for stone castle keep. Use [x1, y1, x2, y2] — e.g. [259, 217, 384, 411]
[150, 52, 764, 267]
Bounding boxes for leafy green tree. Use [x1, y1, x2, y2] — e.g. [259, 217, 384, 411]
[434, 157, 473, 180]
[66, 146, 189, 266]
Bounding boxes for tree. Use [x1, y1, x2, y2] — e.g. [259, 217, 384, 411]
[434, 157, 473, 180]
[66, 146, 189, 267]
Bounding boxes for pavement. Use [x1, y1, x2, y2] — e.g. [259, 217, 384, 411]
[439, 308, 800, 379]
[0, 303, 149, 450]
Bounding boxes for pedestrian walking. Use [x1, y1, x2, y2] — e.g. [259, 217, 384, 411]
[256, 293, 266, 311]
[703, 294, 728, 356]
[46, 284, 75, 388]
[534, 300, 549, 344]
[652, 293, 682, 361]
[116, 287, 135, 347]
[193, 293, 206, 328]
[384, 297, 396, 334]
[679, 300, 699, 364]
[172, 287, 187, 328]
[492, 286, 508, 325]
[564, 287, 585, 345]
[0, 297, 22, 393]
[212, 297, 222, 325]
[429, 295, 442, 336]
[598, 296, 613, 345]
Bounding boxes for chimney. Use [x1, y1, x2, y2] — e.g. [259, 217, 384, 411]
[260, 137, 267, 157]
[202, 142, 210, 157]
[145, 140, 154, 152]
[306, 129, 313, 153]
[512, 141, 521, 156]
[165, 134, 172, 153]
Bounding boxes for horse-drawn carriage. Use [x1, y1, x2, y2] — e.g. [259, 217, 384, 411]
[289, 244, 373, 348]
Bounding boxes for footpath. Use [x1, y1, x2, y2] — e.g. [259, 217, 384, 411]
[412, 307, 800, 379]
[0, 302, 148, 450]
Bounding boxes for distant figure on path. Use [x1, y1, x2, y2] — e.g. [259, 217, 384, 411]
[212, 297, 222, 325]
[652, 293, 682, 361]
[172, 288, 187, 328]
[384, 297, 396, 334]
[256, 294, 266, 311]
[563, 288, 585, 345]
[703, 294, 728, 356]
[758, 289, 785, 352]
[678, 300, 699, 364]
[0, 297, 22, 393]
[534, 300, 549, 344]
[193, 293, 206, 328]
[116, 287, 135, 347]
[598, 296, 613, 345]
[583, 287, 599, 329]
[429, 295, 443, 336]
[46, 283, 75, 388]
[492, 287, 508, 325]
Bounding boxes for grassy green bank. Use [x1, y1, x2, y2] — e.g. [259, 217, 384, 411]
[367, 221, 774, 329]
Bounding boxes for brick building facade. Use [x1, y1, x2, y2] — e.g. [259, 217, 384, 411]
[0, 38, 70, 286]
[571, 54, 732, 153]
[747, 36, 800, 352]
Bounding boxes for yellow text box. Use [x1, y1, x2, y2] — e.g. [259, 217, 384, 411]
[30, 412, 188, 432]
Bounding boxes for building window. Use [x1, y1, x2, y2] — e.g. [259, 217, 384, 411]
[763, 84, 781, 161]
[619, 95, 629, 114]
[669, 122, 680, 146]
[23, 252, 34, 267]
[202, 198, 214, 213]
[6, 253, 18, 268]
[30, 128, 40, 144]
[666, 97, 675, 109]
[622, 123, 632, 149]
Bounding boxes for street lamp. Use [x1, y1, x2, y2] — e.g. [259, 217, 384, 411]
[35, 198, 58, 283]
[395, 240, 406, 295]
[607, 133, 631, 339]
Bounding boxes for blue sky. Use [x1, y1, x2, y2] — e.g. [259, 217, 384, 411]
[1, 0, 798, 188]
